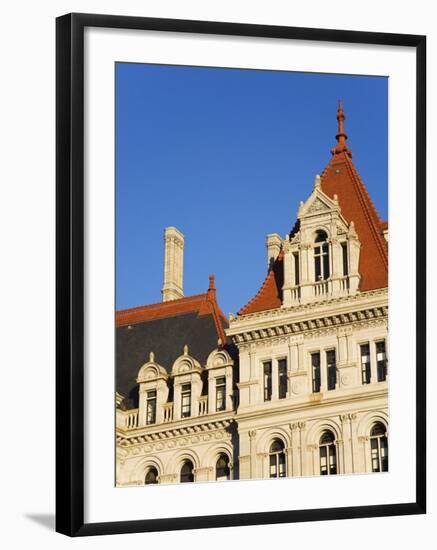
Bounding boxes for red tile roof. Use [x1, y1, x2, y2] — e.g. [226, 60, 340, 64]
[321, 151, 388, 291]
[238, 102, 388, 316]
[116, 276, 228, 343]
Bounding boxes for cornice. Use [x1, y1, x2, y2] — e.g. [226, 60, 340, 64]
[228, 302, 388, 347]
[117, 417, 236, 449]
[235, 384, 388, 423]
[229, 288, 388, 331]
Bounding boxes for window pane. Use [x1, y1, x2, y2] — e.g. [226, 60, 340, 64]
[329, 445, 337, 474]
[320, 446, 327, 475]
[293, 252, 300, 286]
[315, 230, 328, 243]
[145, 467, 158, 484]
[376, 341, 387, 382]
[269, 454, 277, 478]
[263, 362, 272, 401]
[320, 431, 335, 445]
[180, 461, 194, 482]
[312, 353, 321, 393]
[381, 437, 389, 472]
[370, 438, 380, 472]
[216, 377, 226, 411]
[371, 422, 386, 437]
[270, 439, 284, 453]
[146, 390, 157, 424]
[360, 343, 371, 384]
[342, 242, 349, 276]
[278, 359, 287, 399]
[322, 243, 330, 279]
[216, 454, 230, 480]
[279, 453, 286, 477]
[326, 350, 336, 391]
[315, 255, 321, 281]
[181, 383, 191, 418]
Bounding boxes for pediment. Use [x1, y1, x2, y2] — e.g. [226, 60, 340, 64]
[306, 196, 331, 215]
[298, 177, 339, 220]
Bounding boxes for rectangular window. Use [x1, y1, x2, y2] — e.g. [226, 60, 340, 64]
[181, 383, 191, 418]
[360, 343, 371, 384]
[341, 242, 349, 276]
[322, 243, 330, 279]
[146, 390, 157, 424]
[314, 248, 321, 281]
[215, 376, 226, 411]
[326, 349, 337, 390]
[311, 352, 321, 393]
[376, 340, 387, 382]
[278, 359, 287, 399]
[293, 252, 300, 286]
[263, 361, 272, 401]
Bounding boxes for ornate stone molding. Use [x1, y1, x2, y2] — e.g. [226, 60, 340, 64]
[117, 418, 235, 449]
[232, 305, 387, 347]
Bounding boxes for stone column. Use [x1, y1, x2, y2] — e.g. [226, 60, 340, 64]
[249, 430, 257, 478]
[208, 375, 216, 414]
[194, 467, 213, 482]
[349, 413, 358, 473]
[340, 414, 352, 474]
[358, 436, 371, 473]
[284, 447, 293, 477]
[173, 383, 181, 421]
[307, 444, 318, 476]
[320, 350, 328, 392]
[226, 372, 233, 411]
[298, 422, 306, 476]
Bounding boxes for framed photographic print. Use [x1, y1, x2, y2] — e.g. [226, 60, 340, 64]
[56, 13, 426, 536]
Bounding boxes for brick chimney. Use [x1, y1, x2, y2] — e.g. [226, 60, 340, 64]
[162, 227, 184, 302]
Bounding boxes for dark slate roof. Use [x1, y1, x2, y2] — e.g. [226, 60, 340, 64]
[116, 310, 229, 409]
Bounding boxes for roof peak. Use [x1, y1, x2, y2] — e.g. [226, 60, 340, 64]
[331, 99, 353, 158]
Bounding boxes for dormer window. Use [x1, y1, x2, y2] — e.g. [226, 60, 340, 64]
[146, 390, 157, 424]
[181, 383, 192, 418]
[314, 230, 330, 281]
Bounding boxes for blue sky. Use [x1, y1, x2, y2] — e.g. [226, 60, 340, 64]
[116, 63, 388, 316]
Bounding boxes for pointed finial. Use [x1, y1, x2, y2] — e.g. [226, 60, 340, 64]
[331, 99, 352, 157]
[209, 274, 215, 290]
[149, 351, 155, 362]
[314, 174, 321, 189]
[183, 344, 188, 355]
[207, 274, 216, 301]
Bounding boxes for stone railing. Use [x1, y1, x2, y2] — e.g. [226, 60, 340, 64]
[124, 409, 139, 429]
[313, 280, 329, 297]
[199, 396, 208, 416]
[163, 402, 174, 423]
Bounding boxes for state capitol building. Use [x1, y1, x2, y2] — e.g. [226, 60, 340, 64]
[115, 102, 389, 486]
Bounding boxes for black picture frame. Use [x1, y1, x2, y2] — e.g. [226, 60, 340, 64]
[56, 12, 426, 537]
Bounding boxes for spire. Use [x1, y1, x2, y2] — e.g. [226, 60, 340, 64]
[207, 274, 216, 301]
[331, 99, 352, 158]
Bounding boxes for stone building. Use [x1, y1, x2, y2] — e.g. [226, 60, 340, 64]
[116, 102, 389, 486]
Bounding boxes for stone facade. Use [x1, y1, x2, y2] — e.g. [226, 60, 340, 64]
[116, 102, 388, 486]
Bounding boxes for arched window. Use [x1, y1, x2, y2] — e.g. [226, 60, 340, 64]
[145, 467, 158, 485]
[216, 453, 231, 481]
[319, 430, 337, 475]
[269, 439, 286, 478]
[370, 422, 388, 472]
[314, 230, 330, 281]
[180, 460, 194, 483]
